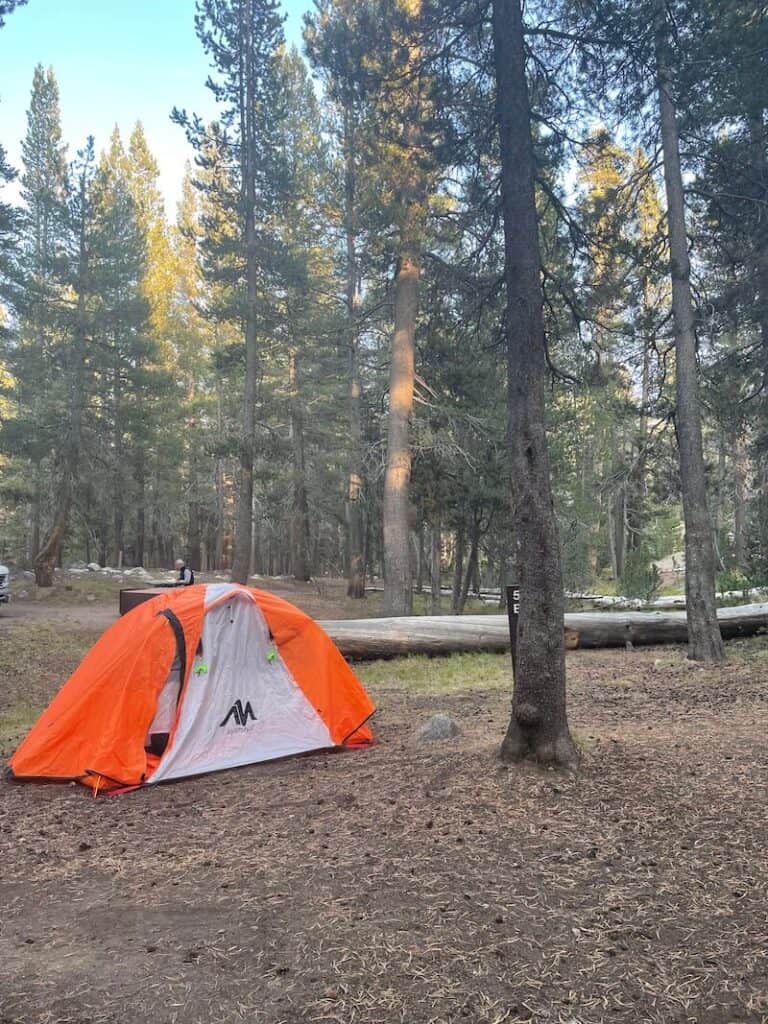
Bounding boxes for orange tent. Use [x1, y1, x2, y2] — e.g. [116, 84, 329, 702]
[7, 583, 375, 792]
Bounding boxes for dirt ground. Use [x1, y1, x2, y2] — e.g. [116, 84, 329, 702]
[1, 579, 767, 1024]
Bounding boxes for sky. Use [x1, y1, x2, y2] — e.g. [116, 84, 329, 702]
[0, 0, 311, 215]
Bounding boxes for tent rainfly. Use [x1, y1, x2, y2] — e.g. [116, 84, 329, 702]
[7, 583, 375, 792]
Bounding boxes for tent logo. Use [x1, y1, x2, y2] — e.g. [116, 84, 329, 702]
[220, 700, 256, 728]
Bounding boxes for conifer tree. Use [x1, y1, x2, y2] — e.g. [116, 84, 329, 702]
[34, 140, 96, 585]
[492, 0, 577, 765]
[89, 129, 153, 566]
[306, 0, 446, 615]
[173, 0, 286, 585]
[0, 128, 20, 312]
[13, 65, 68, 562]
[305, 1, 372, 598]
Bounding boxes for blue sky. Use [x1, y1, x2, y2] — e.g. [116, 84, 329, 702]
[0, 0, 311, 213]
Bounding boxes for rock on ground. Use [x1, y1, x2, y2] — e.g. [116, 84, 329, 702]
[415, 713, 460, 742]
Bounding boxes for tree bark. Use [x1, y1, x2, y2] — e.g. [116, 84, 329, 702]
[451, 521, 465, 614]
[655, 6, 724, 663]
[112, 360, 125, 568]
[30, 466, 42, 563]
[748, 113, 768, 375]
[458, 515, 481, 614]
[288, 349, 311, 581]
[232, 3, 259, 585]
[188, 500, 202, 572]
[383, 244, 418, 616]
[415, 524, 425, 594]
[343, 106, 366, 600]
[430, 517, 441, 614]
[135, 447, 145, 567]
[318, 604, 768, 660]
[492, 0, 576, 765]
[733, 438, 749, 569]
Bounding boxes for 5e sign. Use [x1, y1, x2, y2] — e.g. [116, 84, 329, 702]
[505, 584, 520, 679]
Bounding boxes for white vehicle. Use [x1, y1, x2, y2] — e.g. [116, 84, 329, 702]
[0, 564, 9, 606]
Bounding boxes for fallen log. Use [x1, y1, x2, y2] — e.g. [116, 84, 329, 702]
[319, 603, 768, 660]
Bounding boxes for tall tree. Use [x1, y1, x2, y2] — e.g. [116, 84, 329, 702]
[654, 1, 723, 662]
[16, 65, 68, 562]
[307, 0, 443, 615]
[493, 0, 577, 765]
[174, 0, 285, 584]
[34, 141, 95, 585]
[305, 3, 370, 598]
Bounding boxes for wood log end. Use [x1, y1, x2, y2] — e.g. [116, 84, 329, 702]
[564, 627, 580, 650]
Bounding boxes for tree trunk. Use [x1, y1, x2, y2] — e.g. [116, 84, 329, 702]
[458, 516, 481, 614]
[383, 244, 418, 616]
[451, 521, 465, 615]
[188, 490, 202, 572]
[288, 349, 311, 582]
[655, 6, 724, 663]
[112, 361, 124, 568]
[733, 438, 749, 569]
[430, 517, 441, 614]
[231, 7, 259, 585]
[749, 113, 768, 376]
[610, 484, 626, 582]
[30, 465, 42, 563]
[318, 604, 768, 661]
[135, 447, 145, 567]
[343, 106, 366, 600]
[214, 375, 225, 571]
[498, 548, 508, 610]
[492, 0, 576, 766]
[415, 524, 425, 594]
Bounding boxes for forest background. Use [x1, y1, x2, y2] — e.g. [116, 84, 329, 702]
[0, 0, 766, 616]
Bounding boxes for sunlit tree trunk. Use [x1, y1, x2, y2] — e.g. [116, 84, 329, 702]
[383, 239, 419, 616]
[451, 520, 465, 615]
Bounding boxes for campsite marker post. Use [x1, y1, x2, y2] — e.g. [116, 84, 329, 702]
[505, 584, 520, 682]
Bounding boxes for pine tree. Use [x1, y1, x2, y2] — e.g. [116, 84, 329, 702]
[34, 140, 96, 585]
[306, 0, 446, 615]
[12, 65, 68, 562]
[0, 126, 20, 318]
[174, 0, 286, 585]
[653, 1, 723, 661]
[88, 129, 153, 567]
[305, 2, 372, 598]
[492, 0, 577, 765]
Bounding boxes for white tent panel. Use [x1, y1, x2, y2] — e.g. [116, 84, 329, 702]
[150, 591, 332, 784]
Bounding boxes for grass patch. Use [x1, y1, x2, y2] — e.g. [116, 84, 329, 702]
[11, 573, 127, 606]
[358, 651, 512, 695]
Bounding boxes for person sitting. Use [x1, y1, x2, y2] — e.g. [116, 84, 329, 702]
[175, 558, 195, 586]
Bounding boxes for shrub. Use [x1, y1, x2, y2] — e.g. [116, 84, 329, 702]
[620, 547, 661, 604]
